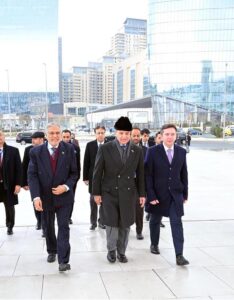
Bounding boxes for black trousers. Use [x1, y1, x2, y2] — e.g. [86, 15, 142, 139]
[42, 203, 73, 264]
[149, 201, 184, 255]
[0, 183, 15, 229]
[90, 194, 103, 226]
[135, 200, 144, 234]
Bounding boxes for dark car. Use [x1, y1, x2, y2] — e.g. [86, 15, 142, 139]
[105, 135, 116, 143]
[176, 128, 186, 145]
[16, 131, 33, 145]
[187, 128, 202, 135]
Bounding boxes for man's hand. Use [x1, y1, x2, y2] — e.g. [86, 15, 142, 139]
[14, 185, 21, 195]
[139, 197, 146, 208]
[94, 195, 102, 205]
[150, 199, 160, 205]
[84, 180, 89, 185]
[34, 198, 43, 211]
[23, 186, 29, 191]
[184, 199, 188, 203]
[52, 185, 67, 195]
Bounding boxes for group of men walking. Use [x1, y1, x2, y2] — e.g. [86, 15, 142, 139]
[0, 116, 189, 272]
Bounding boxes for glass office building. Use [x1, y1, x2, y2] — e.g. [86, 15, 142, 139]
[148, 0, 234, 123]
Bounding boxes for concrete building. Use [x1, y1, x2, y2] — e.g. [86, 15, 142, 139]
[113, 50, 150, 104]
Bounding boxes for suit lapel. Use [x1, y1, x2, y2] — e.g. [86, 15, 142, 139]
[110, 141, 123, 168]
[158, 144, 170, 165]
[120, 143, 136, 174]
[40, 143, 53, 178]
[55, 142, 66, 176]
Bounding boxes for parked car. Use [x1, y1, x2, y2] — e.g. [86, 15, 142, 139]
[225, 125, 234, 136]
[187, 128, 202, 135]
[176, 128, 186, 145]
[16, 131, 33, 145]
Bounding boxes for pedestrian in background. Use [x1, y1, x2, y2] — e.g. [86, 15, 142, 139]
[131, 127, 147, 240]
[83, 125, 106, 230]
[0, 130, 22, 235]
[62, 129, 81, 224]
[22, 131, 45, 236]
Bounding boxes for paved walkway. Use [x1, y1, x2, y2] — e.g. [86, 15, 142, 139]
[0, 143, 234, 299]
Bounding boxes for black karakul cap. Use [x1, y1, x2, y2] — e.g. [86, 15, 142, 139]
[114, 116, 132, 131]
[31, 131, 45, 139]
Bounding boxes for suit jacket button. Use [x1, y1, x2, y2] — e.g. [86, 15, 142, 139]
[115, 187, 118, 190]
[128, 187, 130, 190]
[168, 187, 171, 190]
[118, 175, 120, 178]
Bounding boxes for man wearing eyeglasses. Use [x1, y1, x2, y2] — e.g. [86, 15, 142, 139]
[83, 125, 106, 230]
[28, 123, 78, 272]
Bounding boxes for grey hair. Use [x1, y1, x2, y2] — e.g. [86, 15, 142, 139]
[46, 123, 61, 132]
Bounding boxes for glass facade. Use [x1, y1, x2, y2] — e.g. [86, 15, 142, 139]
[148, 0, 234, 117]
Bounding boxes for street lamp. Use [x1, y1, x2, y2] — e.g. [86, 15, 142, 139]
[223, 63, 228, 139]
[5, 69, 11, 135]
[43, 63, 48, 127]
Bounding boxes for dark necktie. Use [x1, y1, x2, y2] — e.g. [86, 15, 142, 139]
[121, 144, 127, 164]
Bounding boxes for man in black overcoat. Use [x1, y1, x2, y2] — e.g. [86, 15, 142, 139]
[92, 117, 145, 263]
[22, 131, 45, 234]
[0, 130, 22, 235]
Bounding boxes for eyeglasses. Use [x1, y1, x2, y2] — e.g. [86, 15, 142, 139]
[96, 132, 105, 135]
[47, 131, 61, 135]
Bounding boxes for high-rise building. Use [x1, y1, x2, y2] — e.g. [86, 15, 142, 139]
[148, 0, 234, 123]
[109, 18, 147, 59]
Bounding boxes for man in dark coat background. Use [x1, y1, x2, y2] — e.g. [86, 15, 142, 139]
[92, 117, 145, 263]
[145, 123, 189, 266]
[28, 123, 78, 272]
[0, 130, 22, 235]
[131, 127, 147, 240]
[22, 131, 45, 235]
[83, 125, 106, 230]
[62, 129, 81, 224]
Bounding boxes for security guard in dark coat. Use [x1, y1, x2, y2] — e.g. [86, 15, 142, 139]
[92, 117, 145, 264]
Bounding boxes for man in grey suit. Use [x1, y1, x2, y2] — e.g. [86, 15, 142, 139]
[92, 116, 145, 263]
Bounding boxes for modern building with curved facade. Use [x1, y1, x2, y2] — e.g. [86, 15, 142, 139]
[148, 0, 234, 127]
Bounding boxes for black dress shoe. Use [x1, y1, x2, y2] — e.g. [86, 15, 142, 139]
[7, 228, 13, 235]
[160, 222, 165, 228]
[98, 224, 106, 229]
[69, 219, 73, 225]
[176, 255, 189, 266]
[117, 254, 128, 263]
[59, 263, 71, 272]
[150, 245, 160, 254]
[107, 250, 116, 263]
[35, 222, 41, 230]
[90, 224, 97, 230]
[136, 233, 144, 240]
[47, 254, 56, 263]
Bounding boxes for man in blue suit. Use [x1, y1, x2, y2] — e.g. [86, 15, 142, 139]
[28, 123, 78, 272]
[145, 124, 189, 266]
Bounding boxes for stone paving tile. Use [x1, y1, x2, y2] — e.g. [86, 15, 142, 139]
[101, 269, 175, 299]
[43, 272, 108, 299]
[0, 275, 42, 299]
